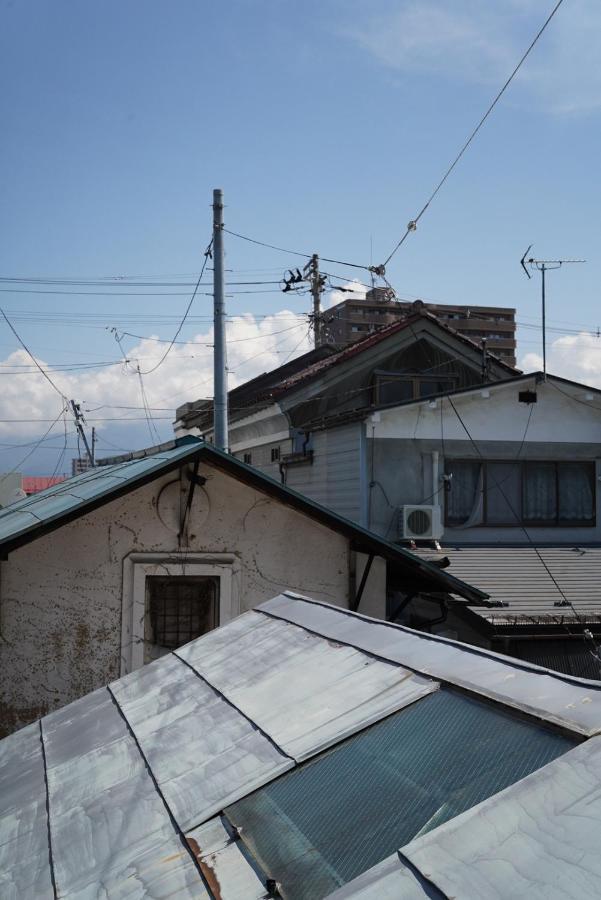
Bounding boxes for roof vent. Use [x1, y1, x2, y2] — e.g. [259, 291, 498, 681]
[518, 390, 537, 404]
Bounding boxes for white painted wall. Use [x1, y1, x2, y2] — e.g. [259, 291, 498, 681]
[0, 461, 356, 734]
[373, 379, 601, 444]
[366, 378, 601, 544]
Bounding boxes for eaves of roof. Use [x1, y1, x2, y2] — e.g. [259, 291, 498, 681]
[178, 313, 520, 427]
[270, 310, 520, 398]
[0, 437, 487, 603]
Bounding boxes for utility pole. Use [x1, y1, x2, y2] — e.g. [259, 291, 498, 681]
[520, 246, 585, 379]
[91, 427, 96, 466]
[212, 189, 228, 452]
[70, 400, 94, 467]
[309, 253, 325, 347]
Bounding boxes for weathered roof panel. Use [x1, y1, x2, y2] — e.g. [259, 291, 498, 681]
[260, 592, 601, 735]
[110, 650, 292, 832]
[42, 687, 209, 898]
[0, 722, 54, 900]
[187, 818, 270, 900]
[177, 611, 437, 761]
[4, 593, 601, 899]
[325, 855, 437, 900]
[400, 735, 601, 900]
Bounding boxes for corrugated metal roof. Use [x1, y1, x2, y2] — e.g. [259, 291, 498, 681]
[4, 593, 601, 899]
[421, 546, 601, 623]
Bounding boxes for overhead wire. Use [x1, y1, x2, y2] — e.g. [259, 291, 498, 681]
[223, 228, 372, 272]
[0, 308, 68, 401]
[382, 0, 567, 267]
[137, 238, 213, 376]
[0, 406, 69, 484]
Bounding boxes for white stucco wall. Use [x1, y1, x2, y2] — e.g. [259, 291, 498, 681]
[0, 461, 354, 734]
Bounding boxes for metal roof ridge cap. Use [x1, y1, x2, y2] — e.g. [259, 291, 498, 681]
[272, 593, 601, 693]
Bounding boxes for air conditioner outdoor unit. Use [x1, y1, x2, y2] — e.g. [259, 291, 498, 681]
[399, 505, 443, 541]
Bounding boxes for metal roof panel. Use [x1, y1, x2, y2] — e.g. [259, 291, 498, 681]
[325, 855, 433, 899]
[178, 611, 437, 762]
[259, 593, 601, 735]
[42, 688, 208, 898]
[110, 650, 293, 832]
[401, 736, 601, 900]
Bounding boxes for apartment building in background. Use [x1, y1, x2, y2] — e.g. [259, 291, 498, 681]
[325, 288, 517, 367]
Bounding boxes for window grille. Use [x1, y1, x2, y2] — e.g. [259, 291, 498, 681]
[145, 576, 218, 655]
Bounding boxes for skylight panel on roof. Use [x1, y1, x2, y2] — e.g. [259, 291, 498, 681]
[224, 689, 575, 900]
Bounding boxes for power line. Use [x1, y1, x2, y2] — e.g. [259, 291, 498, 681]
[0, 308, 68, 401]
[0, 287, 284, 297]
[0, 406, 68, 484]
[0, 277, 281, 287]
[138, 239, 213, 376]
[224, 228, 373, 272]
[382, 0, 567, 267]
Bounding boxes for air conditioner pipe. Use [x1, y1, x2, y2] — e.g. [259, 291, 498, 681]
[432, 450, 439, 504]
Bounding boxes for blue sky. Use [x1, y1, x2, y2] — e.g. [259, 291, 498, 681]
[0, 0, 600, 472]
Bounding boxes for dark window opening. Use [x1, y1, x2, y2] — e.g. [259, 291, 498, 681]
[271, 446, 281, 462]
[243, 452, 252, 464]
[145, 576, 218, 662]
[373, 371, 456, 405]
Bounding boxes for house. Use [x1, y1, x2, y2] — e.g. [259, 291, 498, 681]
[260, 368, 599, 676]
[0, 436, 483, 735]
[3, 592, 601, 899]
[174, 308, 519, 504]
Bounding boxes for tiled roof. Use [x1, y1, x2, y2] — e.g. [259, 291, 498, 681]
[419, 545, 601, 624]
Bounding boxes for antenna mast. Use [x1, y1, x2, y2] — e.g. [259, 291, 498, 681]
[520, 246, 585, 378]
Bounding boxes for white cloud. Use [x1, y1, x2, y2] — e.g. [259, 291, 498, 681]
[520, 332, 601, 386]
[346, 0, 601, 114]
[0, 312, 312, 450]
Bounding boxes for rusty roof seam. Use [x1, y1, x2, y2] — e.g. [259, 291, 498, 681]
[172, 650, 296, 765]
[104, 684, 215, 899]
[39, 719, 58, 900]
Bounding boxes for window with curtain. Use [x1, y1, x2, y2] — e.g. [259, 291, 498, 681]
[445, 460, 482, 525]
[445, 460, 595, 527]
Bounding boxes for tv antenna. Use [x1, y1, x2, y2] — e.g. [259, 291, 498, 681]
[520, 246, 585, 378]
